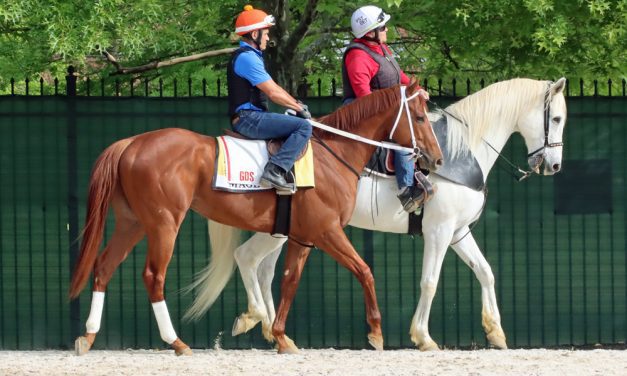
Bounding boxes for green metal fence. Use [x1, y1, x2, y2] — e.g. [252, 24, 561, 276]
[0, 78, 625, 350]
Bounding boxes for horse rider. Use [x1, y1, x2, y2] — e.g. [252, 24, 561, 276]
[342, 5, 431, 212]
[228, 5, 313, 191]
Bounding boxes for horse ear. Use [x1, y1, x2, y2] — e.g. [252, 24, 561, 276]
[407, 76, 418, 91]
[551, 77, 566, 95]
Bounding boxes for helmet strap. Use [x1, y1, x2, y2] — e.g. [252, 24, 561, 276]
[242, 31, 263, 50]
[362, 31, 381, 44]
[254, 30, 264, 49]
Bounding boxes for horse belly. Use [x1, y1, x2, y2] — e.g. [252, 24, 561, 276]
[348, 176, 408, 233]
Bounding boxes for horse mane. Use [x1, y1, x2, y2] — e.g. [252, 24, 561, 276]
[315, 85, 402, 138]
[444, 78, 551, 157]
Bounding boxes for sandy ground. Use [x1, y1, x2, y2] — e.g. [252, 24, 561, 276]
[1, 348, 626, 376]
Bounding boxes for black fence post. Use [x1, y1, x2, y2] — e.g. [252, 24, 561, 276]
[66, 65, 81, 345]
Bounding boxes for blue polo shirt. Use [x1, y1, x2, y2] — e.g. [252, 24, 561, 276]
[233, 41, 272, 112]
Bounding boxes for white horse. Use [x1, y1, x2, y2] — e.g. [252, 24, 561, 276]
[184, 78, 568, 350]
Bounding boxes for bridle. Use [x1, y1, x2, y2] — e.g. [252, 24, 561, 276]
[309, 86, 429, 178]
[389, 85, 427, 160]
[526, 86, 564, 160]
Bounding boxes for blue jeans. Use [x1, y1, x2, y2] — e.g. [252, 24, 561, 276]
[233, 110, 312, 172]
[394, 151, 415, 189]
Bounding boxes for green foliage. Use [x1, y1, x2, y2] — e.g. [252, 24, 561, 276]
[0, 0, 624, 95]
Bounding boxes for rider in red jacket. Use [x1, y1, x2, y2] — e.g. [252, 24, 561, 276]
[342, 5, 430, 213]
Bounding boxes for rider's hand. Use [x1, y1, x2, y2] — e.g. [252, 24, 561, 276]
[295, 101, 312, 120]
[417, 89, 430, 101]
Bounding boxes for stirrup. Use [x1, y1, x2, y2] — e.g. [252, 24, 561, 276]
[414, 171, 435, 204]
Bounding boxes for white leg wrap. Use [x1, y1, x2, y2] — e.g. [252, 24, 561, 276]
[86, 291, 105, 333]
[151, 301, 178, 344]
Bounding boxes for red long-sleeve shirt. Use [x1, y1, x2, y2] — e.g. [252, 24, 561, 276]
[344, 38, 411, 98]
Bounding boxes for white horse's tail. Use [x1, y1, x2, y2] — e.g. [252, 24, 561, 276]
[183, 220, 242, 321]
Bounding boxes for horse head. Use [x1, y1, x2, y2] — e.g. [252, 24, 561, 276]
[389, 79, 443, 171]
[517, 77, 567, 175]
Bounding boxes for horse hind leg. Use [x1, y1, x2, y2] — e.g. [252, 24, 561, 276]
[143, 225, 192, 356]
[231, 234, 285, 341]
[450, 230, 507, 349]
[258, 246, 283, 342]
[75, 203, 145, 355]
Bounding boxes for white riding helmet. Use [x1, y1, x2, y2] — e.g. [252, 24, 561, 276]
[350, 5, 391, 38]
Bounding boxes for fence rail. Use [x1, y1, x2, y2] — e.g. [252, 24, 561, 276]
[3, 67, 627, 98]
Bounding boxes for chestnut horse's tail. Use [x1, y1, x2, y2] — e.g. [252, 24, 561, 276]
[69, 139, 133, 299]
[182, 220, 241, 321]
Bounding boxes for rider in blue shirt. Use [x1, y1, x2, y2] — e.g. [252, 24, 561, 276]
[227, 5, 312, 191]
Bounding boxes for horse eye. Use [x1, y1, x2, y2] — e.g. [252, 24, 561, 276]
[416, 116, 425, 123]
[552, 116, 561, 124]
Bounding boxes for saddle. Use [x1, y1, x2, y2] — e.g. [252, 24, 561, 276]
[224, 129, 309, 161]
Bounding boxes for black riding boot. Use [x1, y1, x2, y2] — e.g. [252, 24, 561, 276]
[260, 163, 294, 191]
[397, 186, 425, 213]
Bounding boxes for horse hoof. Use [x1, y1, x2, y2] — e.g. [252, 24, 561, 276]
[232, 314, 258, 336]
[172, 338, 193, 356]
[367, 333, 384, 351]
[75, 336, 92, 356]
[418, 339, 440, 351]
[276, 336, 299, 354]
[487, 332, 508, 349]
[232, 316, 247, 336]
[175, 347, 193, 356]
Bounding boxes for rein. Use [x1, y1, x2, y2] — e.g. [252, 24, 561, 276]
[307, 85, 427, 179]
[308, 86, 424, 158]
[312, 133, 361, 179]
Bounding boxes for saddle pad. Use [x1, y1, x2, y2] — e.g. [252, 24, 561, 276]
[213, 136, 315, 192]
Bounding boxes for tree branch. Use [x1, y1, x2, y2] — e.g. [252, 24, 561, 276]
[104, 47, 237, 76]
[285, 0, 319, 53]
[441, 41, 460, 70]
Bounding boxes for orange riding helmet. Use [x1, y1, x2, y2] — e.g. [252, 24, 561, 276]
[235, 5, 276, 36]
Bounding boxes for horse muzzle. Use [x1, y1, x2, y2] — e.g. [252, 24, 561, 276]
[417, 152, 443, 172]
[528, 154, 561, 175]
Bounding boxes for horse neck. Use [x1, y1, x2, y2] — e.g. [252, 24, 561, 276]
[447, 107, 516, 180]
[474, 121, 515, 178]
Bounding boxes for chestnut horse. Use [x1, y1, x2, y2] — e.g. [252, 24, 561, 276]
[68, 82, 443, 355]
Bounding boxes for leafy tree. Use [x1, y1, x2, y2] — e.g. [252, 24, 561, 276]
[0, 0, 624, 95]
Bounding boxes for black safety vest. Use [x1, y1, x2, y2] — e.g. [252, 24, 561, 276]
[227, 47, 269, 117]
[341, 42, 402, 103]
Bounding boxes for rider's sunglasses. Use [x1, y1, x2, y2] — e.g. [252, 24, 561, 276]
[377, 25, 387, 32]
[377, 10, 385, 23]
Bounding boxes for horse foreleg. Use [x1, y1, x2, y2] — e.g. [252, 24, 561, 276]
[75, 216, 144, 355]
[450, 229, 507, 349]
[232, 233, 286, 339]
[272, 240, 311, 354]
[144, 228, 191, 356]
[316, 228, 384, 351]
[409, 226, 453, 351]
[257, 246, 283, 342]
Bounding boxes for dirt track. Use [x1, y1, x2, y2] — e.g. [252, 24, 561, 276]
[1, 348, 627, 375]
